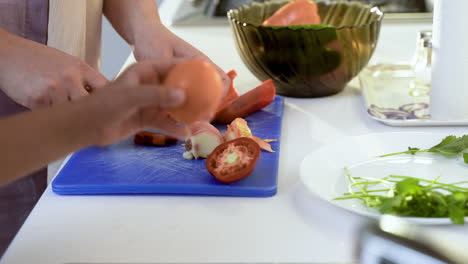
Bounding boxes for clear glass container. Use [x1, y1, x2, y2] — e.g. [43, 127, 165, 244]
[358, 30, 432, 121]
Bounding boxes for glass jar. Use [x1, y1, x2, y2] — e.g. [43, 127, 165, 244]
[358, 30, 433, 121]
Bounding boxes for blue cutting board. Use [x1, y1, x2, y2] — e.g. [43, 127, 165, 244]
[52, 96, 284, 197]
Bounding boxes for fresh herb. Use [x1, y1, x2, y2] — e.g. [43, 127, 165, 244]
[378, 135, 468, 162]
[464, 153, 468, 164]
[335, 168, 468, 225]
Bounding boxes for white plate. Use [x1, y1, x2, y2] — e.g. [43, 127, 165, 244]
[300, 132, 468, 225]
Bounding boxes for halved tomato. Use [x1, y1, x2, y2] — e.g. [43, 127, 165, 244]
[206, 137, 261, 183]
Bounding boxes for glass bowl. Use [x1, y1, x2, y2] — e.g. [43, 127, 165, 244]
[228, 0, 384, 97]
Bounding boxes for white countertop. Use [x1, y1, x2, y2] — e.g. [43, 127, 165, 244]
[2, 19, 468, 264]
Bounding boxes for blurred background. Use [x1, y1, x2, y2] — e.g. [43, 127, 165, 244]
[100, 0, 432, 80]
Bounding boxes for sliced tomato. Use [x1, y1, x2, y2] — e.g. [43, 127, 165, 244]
[215, 70, 239, 113]
[206, 137, 261, 183]
[214, 79, 276, 124]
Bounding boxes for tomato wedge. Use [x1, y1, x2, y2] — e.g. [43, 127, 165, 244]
[214, 79, 276, 124]
[262, 0, 321, 26]
[206, 137, 261, 183]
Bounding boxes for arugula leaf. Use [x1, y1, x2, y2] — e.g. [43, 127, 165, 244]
[447, 192, 467, 225]
[335, 170, 468, 225]
[463, 153, 468, 164]
[379, 196, 402, 214]
[428, 135, 468, 156]
[378, 135, 468, 157]
[395, 178, 420, 194]
[449, 207, 465, 225]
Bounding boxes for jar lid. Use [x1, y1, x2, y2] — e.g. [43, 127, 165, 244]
[417, 30, 432, 48]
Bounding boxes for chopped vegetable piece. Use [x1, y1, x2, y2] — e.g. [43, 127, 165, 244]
[134, 131, 178, 146]
[183, 151, 194, 160]
[224, 118, 275, 152]
[224, 118, 252, 141]
[185, 122, 224, 159]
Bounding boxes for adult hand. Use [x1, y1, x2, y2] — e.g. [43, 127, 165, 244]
[132, 25, 231, 94]
[0, 29, 108, 109]
[89, 60, 189, 146]
[0, 60, 187, 184]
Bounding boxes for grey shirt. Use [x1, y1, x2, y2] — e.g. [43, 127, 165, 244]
[0, 0, 49, 257]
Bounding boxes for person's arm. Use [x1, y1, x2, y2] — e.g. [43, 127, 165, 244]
[103, 0, 230, 91]
[0, 61, 187, 186]
[0, 27, 108, 109]
[103, 0, 161, 49]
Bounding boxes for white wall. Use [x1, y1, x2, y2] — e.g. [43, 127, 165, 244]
[100, 17, 131, 80]
[100, 0, 164, 80]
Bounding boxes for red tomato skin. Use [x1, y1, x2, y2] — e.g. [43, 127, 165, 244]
[164, 59, 223, 125]
[214, 79, 276, 124]
[262, 0, 321, 26]
[206, 137, 261, 183]
[216, 70, 239, 113]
